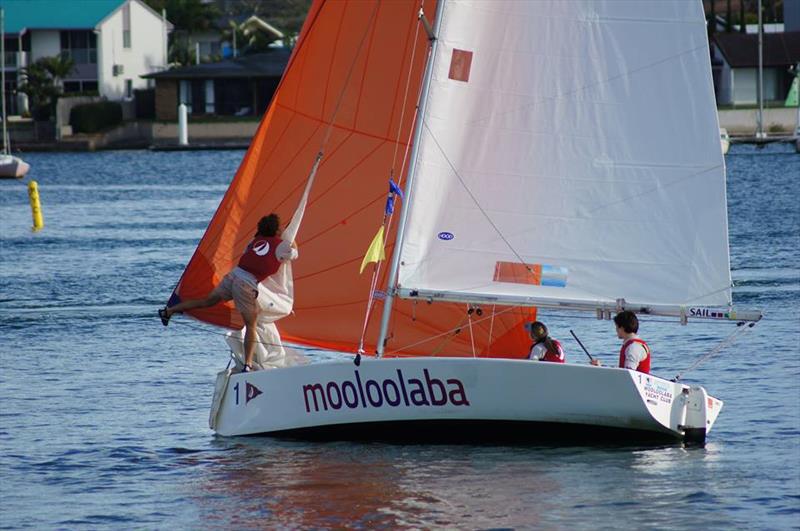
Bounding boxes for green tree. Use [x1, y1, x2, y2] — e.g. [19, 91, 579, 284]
[145, 0, 220, 32]
[220, 19, 280, 56]
[217, 0, 312, 48]
[18, 55, 75, 120]
[144, 0, 221, 64]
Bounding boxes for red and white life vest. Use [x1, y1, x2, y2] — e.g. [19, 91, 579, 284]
[237, 236, 282, 282]
[618, 338, 651, 374]
[530, 338, 565, 363]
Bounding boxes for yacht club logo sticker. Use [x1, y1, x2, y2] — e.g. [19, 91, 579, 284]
[302, 368, 470, 413]
[246, 382, 263, 404]
[438, 232, 454, 241]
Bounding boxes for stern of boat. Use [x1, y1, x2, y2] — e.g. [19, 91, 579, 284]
[629, 371, 723, 444]
[681, 386, 724, 443]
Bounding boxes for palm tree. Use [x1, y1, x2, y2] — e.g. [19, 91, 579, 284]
[18, 55, 75, 120]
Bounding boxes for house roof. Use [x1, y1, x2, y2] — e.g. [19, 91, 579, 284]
[143, 50, 291, 80]
[713, 31, 800, 68]
[1, 0, 172, 35]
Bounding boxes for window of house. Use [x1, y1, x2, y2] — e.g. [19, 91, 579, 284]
[179, 80, 192, 113]
[60, 30, 97, 64]
[122, 4, 132, 48]
[125, 79, 133, 99]
[204, 80, 215, 113]
[62, 80, 99, 94]
[3, 37, 18, 67]
[63, 81, 82, 93]
[3, 79, 19, 115]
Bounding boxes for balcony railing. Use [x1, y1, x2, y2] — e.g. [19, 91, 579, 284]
[2, 51, 27, 70]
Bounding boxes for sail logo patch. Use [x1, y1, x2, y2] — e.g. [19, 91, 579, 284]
[689, 308, 734, 319]
[252, 240, 270, 256]
[302, 369, 470, 414]
[246, 382, 263, 404]
[449, 49, 473, 82]
[438, 232, 454, 241]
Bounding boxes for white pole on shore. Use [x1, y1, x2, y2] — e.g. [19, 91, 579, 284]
[162, 9, 168, 69]
[178, 103, 188, 146]
[756, 0, 765, 139]
[195, 42, 200, 65]
[2, 7, 10, 155]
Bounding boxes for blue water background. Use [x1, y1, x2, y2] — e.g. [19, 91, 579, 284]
[1, 144, 798, 529]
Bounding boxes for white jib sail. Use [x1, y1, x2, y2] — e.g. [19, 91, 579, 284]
[397, 0, 731, 311]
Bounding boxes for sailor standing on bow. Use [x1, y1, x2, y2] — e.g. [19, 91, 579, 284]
[160, 214, 298, 372]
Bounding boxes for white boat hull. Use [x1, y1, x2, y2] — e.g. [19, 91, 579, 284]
[210, 357, 722, 443]
[0, 154, 30, 179]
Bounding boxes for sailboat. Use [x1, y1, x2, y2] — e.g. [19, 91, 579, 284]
[167, 0, 761, 443]
[0, 7, 29, 179]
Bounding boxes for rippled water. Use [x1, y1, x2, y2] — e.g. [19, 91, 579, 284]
[1, 144, 798, 529]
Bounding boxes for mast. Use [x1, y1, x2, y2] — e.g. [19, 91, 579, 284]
[756, 0, 765, 139]
[1, 7, 8, 155]
[376, 0, 446, 357]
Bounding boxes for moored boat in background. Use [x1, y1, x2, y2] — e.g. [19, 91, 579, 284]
[0, 7, 29, 180]
[720, 127, 730, 155]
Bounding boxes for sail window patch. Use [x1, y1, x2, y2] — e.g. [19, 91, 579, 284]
[448, 49, 473, 82]
[493, 262, 568, 287]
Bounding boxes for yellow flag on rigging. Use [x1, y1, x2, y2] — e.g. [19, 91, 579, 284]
[359, 225, 386, 274]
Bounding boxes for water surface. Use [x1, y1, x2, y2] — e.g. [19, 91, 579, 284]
[1, 144, 798, 529]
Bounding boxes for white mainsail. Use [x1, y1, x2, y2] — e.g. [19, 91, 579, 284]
[395, 0, 731, 312]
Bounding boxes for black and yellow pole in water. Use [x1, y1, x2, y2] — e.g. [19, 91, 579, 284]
[27, 180, 44, 232]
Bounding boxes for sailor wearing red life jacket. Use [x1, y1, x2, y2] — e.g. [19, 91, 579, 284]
[159, 213, 298, 373]
[614, 310, 651, 374]
[527, 321, 566, 363]
[237, 235, 284, 282]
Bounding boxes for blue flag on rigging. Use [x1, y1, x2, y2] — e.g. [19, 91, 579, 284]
[385, 179, 404, 215]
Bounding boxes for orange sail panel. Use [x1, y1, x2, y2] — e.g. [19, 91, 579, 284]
[172, 0, 535, 359]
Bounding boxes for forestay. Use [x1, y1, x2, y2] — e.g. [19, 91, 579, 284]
[396, 0, 731, 311]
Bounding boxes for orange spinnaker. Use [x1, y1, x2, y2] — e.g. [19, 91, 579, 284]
[172, 0, 536, 358]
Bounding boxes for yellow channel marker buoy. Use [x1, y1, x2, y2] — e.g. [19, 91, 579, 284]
[27, 180, 44, 232]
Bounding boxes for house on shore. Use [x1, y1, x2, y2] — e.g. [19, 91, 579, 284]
[711, 31, 800, 106]
[2, 0, 172, 115]
[142, 49, 290, 121]
[187, 15, 286, 63]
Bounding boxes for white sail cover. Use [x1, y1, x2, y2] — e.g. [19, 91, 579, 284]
[397, 0, 731, 310]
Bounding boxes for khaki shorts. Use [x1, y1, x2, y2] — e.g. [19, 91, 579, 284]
[212, 267, 259, 319]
